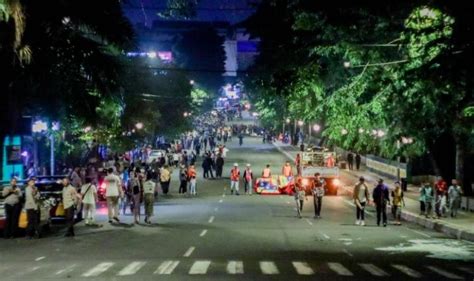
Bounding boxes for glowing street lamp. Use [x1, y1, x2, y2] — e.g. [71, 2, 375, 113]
[377, 130, 385, 138]
[147, 52, 157, 59]
[358, 128, 365, 134]
[343, 61, 351, 68]
[135, 122, 144, 130]
[341, 128, 348, 135]
[313, 124, 321, 132]
[32, 120, 48, 133]
[189, 80, 195, 85]
[286, 118, 291, 124]
[297, 120, 304, 126]
[83, 126, 92, 133]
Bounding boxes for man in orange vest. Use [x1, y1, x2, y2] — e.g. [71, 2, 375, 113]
[187, 165, 197, 195]
[230, 163, 240, 195]
[282, 161, 293, 178]
[262, 164, 271, 178]
[326, 153, 335, 168]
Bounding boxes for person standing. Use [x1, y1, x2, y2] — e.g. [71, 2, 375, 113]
[373, 179, 390, 227]
[312, 173, 325, 219]
[422, 182, 435, 218]
[238, 133, 244, 146]
[62, 177, 79, 237]
[25, 178, 41, 239]
[353, 177, 369, 226]
[178, 165, 188, 194]
[434, 176, 447, 218]
[143, 173, 155, 224]
[2, 178, 22, 238]
[295, 153, 301, 176]
[230, 163, 240, 195]
[448, 179, 463, 218]
[105, 168, 123, 223]
[355, 153, 361, 170]
[347, 153, 354, 170]
[243, 164, 253, 195]
[130, 169, 142, 224]
[215, 154, 224, 178]
[187, 165, 197, 195]
[80, 177, 98, 226]
[418, 184, 426, 215]
[160, 165, 171, 195]
[282, 161, 293, 178]
[391, 182, 405, 226]
[70, 167, 82, 188]
[262, 164, 271, 179]
[294, 183, 307, 218]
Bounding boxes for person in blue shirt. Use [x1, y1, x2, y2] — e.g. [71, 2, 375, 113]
[372, 179, 390, 227]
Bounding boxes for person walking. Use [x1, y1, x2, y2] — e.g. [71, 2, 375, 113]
[418, 183, 426, 215]
[434, 176, 447, 218]
[178, 165, 188, 194]
[295, 153, 301, 176]
[243, 164, 253, 195]
[238, 133, 244, 146]
[294, 183, 307, 218]
[143, 173, 155, 224]
[2, 178, 22, 238]
[391, 182, 405, 225]
[215, 154, 224, 178]
[25, 177, 41, 239]
[373, 179, 390, 227]
[448, 179, 463, 218]
[80, 177, 98, 226]
[312, 173, 325, 219]
[422, 182, 435, 218]
[353, 177, 369, 226]
[62, 177, 79, 237]
[160, 165, 171, 195]
[130, 169, 142, 224]
[347, 153, 354, 170]
[105, 168, 123, 224]
[355, 153, 361, 170]
[230, 163, 240, 195]
[188, 165, 197, 195]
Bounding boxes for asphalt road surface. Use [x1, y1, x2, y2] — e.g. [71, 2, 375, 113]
[1, 137, 473, 281]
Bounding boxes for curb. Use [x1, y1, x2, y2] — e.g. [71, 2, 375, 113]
[273, 143, 474, 242]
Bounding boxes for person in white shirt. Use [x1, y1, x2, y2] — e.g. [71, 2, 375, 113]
[80, 177, 98, 226]
[353, 177, 370, 226]
[62, 177, 79, 237]
[105, 168, 123, 223]
[143, 173, 156, 224]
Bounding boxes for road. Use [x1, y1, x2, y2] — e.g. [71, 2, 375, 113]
[0, 137, 473, 280]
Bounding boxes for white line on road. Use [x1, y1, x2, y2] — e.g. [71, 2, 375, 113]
[426, 266, 463, 279]
[305, 219, 313, 226]
[208, 216, 215, 223]
[200, 229, 208, 237]
[82, 262, 114, 277]
[226, 261, 244, 274]
[292, 262, 314, 275]
[154, 261, 179, 275]
[328, 262, 353, 276]
[117, 261, 146, 276]
[320, 233, 330, 239]
[342, 249, 353, 257]
[35, 256, 45, 261]
[259, 261, 279, 275]
[183, 246, 195, 257]
[55, 264, 77, 275]
[458, 266, 474, 274]
[359, 263, 389, 276]
[189, 260, 211, 275]
[391, 264, 422, 278]
[219, 199, 223, 203]
[408, 228, 431, 238]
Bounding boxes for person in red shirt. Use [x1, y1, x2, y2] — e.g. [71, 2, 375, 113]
[326, 153, 335, 168]
[434, 176, 447, 218]
[230, 163, 240, 195]
[282, 161, 293, 178]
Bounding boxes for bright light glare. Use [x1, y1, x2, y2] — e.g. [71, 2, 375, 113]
[147, 52, 157, 59]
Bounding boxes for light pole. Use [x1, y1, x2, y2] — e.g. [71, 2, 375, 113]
[50, 121, 60, 176]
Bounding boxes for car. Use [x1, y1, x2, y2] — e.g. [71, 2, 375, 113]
[147, 149, 167, 164]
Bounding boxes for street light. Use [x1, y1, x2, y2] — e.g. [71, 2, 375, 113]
[83, 126, 92, 133]
[135, 122, 144, 130]
[377, 130, 385, 138]
[297, 120, 304, 126]
[341, 128, 348, 135]
[147, 52, 157, 59]
[286, 118, 291, 124]
[358, 128, 365, 134]
[189, 80, 195, 85]
[313, 124, 321, 132]
[343, 61, 351, 68]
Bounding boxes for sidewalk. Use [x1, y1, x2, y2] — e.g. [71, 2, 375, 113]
[273, 141, 474, 242]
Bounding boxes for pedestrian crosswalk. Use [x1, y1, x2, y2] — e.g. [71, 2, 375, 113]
[5, 259, 472, 279]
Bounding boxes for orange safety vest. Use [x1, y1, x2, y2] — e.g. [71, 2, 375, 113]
[326, 156, 335, 168]
[230, 168, 240, 181]
[188, 168, 196, 178]
[262, 168, 271, 178]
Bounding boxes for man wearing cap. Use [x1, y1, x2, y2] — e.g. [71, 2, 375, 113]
[243, 164, 253, 195]
[373, 179, 390, 227]
[230, 163, 240, 195]
[353, 177, 370, 226]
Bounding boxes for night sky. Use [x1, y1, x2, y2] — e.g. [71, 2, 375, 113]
[122, 0, 258, 27]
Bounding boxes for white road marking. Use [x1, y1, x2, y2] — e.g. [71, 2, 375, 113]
[82, 262, 114, 277]
[342, 249, 353, 257]
[219, 199, 223, 203]
[200, 229, 208, 237]
[409, 229, 431, 238]
[344, 242, 352, 246]
[117, 261, 146, 276]
[359, 263, 389, 276]
[208, 216, 215, 223]
[55, 264, 77, 275]
[392, 264, 422, 278]
[305, 219, 313, 226]
[321, 233, 330, 239]
[292, 261, 314, 275]
[154, 260, 179, 275]
[328, 262, 353, 276]
[427, 266, 463, 279]
[226, 261, 244, 274]
[35, 256, 45, 261]
[260, 261, 279, 275]
[458, 266, 474, 274]
[189, 260, 211, 275]
[183, 246, 195, 257]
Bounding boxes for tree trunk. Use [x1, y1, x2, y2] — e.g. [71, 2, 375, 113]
[454, 134, 466, 189]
